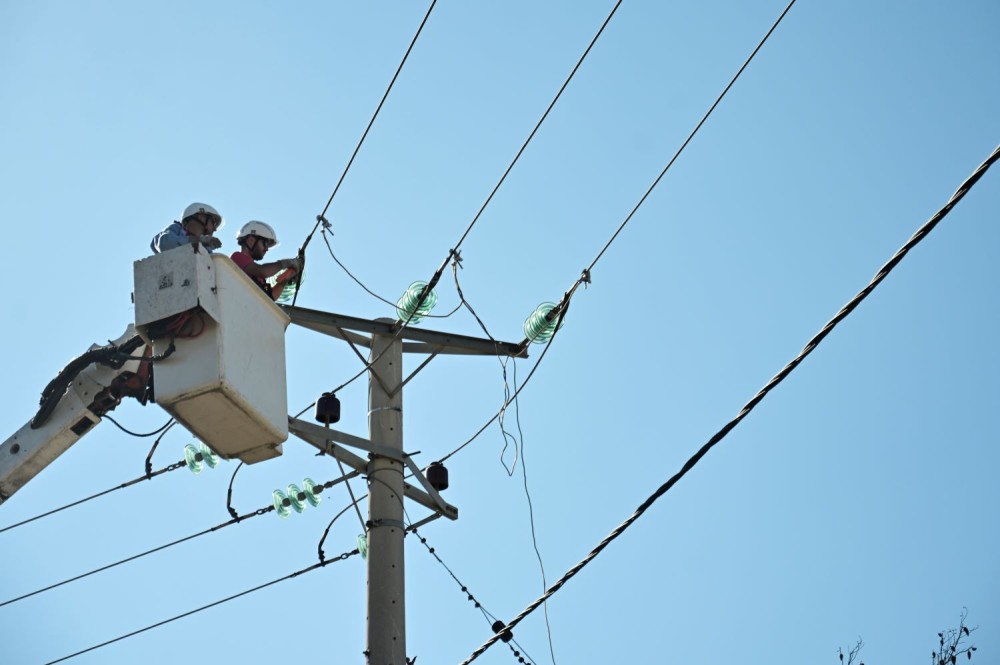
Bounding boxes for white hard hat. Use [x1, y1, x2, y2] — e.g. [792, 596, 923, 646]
[181, 202, 224, 230]
[237, 220, 279, 246]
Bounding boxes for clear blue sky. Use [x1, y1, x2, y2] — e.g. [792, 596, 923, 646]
[1, 2, 997, 663]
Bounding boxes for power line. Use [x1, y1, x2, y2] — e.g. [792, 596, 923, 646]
[0, 458, 187, 536]
[293, 0, 438, 307]
[42, 550, 360, 665]
[402, 0, 624, 337]
[585, 0, 797, 274]
[1, 472, 362, 607]
[451, 0, 623, 255]
[458, 144, 1000, 665]
[0, 505, 274, 608]
[412, 526, 538, 665]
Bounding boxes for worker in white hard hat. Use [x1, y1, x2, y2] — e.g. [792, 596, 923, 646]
[230, 220, 302, 301]
[150, 202, 225, 254]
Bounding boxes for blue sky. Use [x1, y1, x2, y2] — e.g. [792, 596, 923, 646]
[1, 2, 997, 663]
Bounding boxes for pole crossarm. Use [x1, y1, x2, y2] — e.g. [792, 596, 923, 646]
[281, 305, 527, 358]
[289, 417, 458, 520]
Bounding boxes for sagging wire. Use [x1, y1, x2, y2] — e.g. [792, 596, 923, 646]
[449, 259, 522, 476]
[320, 225, 462, 319]
[450, 264, 557, 662]
[42, 549, 360, 665]
[291, 0, 438, 307]
[457, 142, 1000, 665]
[438, 288, 574, 465]
[411, 525, 539, 665]
[103, 416, 173, 439]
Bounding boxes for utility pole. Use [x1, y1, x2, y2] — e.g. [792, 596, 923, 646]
[367, 325, 406, 663]
[282, 306, 526, 665]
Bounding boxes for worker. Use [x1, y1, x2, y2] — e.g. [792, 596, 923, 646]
[230, 221, 302, 301]
[150, 202, 224, 254]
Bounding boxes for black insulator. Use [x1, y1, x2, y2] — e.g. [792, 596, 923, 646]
[491, 620, 513, 643]
[426, 462, 449, 492]
[315, 392, 341, 424]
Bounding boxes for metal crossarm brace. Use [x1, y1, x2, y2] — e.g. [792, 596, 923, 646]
[289, 417, 458, 520]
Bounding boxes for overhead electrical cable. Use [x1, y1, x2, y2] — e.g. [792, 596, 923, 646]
[458, 144, 1000, 664]
[401, 0, 623, 337]
[0, 457, 186, 536]
[526, 0, 800, 344]
[0, 505, 275, 608]
[412, 526, 539, 665]
[294, 2, 621, 400]
[0, 472, 362, 607]
[292, 0, 438, 307]
[42, 550, 360, 665]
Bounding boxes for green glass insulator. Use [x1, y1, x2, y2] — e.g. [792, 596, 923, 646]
[287, 484, 307, 513]
[302, 478, 322, 508]
[183, 443, 204, 474]
[200, 443, 220, 469]
[358, 534, 369, 560]
[272, 489, 291, 518]
[395, 281, 437, 324]
[523, 302, 563, 344]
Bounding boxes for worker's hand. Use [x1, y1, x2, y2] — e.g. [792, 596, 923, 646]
[194, 235, 222, 249]
[278, 257, 303, 271]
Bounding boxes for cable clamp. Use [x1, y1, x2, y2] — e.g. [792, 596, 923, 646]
[450, 249, 463, 268]
[367, 406, 402, 416]
[316, 214, 332, 231]
[580, 268, 592, 287]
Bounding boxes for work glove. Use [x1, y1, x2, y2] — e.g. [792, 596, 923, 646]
[278, 257, 303, 272]
[193, 235, 222, 249]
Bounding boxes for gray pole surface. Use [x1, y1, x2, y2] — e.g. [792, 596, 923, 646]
[367, 325, 406, 664]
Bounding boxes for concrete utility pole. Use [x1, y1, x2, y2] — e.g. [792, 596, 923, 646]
[367, 327, 406, 663]
[282, 307, 526, 665]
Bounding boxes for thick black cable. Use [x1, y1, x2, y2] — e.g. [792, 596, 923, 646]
[144, 421, 176, 477]
[459, 145, 1000, 664]
[102, 416, 173, 438]
[43, 551, 359, 665]
[0, 459, 186, 536]
[292, 0, 437, 307]
[0, 506, 274, 607]
[586, 0, 797, 274]
[226, 462, 245, 520]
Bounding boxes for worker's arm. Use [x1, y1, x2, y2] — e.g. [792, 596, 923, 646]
[239, 258, 300, 280]
[269, 268, 298, 300]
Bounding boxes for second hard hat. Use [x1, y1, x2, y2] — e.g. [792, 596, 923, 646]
[237, 220, 279, 246]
